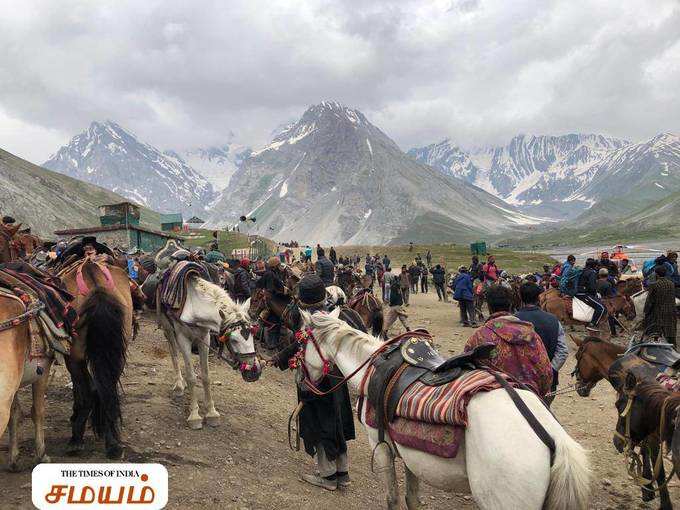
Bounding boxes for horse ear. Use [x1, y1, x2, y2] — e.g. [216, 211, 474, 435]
[241, 298, 251, 311]
[570, 335, 582, 347]
[299, 309, 312, 325]
[624, 372, 637, 391]
[330, 307, 341, 319]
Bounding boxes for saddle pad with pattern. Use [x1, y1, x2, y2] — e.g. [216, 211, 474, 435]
[396, 369, 516, 426]
[363, 402, 462, 458]
[0, 264, 77, 335]
[159, 261, 210, 310]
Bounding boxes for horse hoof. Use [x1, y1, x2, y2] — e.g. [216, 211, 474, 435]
[172, 386, 185, 396]
[106, 446, 124, 460]
[37, 455, 51, 464]
[205, 415, 220, 427]
[641, 490, 655, 502]
[8, 462, 21, 473]
[66, 440, 85, 456]
[187, 418, 203, 430]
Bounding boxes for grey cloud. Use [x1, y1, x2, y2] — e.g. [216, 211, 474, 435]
[0, 0, 678, 162]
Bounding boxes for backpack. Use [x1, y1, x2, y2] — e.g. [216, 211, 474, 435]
[559, 266, 583, 296]
[642, 258, 656, 277]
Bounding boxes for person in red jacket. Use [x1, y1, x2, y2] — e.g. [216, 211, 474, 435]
[482, 255, 499, 285]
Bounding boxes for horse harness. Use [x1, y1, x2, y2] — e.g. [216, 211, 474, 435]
[614, 384, 677, 490]
[361, 331, 494, 443]
[0, 288, 45, 332]
[292, 326, 557, 465]
[610, 345, 680, 490]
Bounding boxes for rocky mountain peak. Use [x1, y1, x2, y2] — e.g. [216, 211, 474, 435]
[44, 120, 215, 215]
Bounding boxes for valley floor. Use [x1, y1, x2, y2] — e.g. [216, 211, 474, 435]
[1, 291, 678, 509]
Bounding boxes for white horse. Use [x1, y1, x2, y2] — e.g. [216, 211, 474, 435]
[298, 309, 591, 510]
[158, 277, 261, 429]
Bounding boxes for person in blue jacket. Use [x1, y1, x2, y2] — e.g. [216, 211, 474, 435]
[452, 265, 476, 326]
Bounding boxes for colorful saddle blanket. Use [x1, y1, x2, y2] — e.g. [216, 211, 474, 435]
[363, 401, 462, 458]
[159, 261, 210, 310]
[0, 262, 77, 334]
[358, 367, 517, 457]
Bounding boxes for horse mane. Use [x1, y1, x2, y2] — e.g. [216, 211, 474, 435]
[305, 310, 382, 357]
[632, 379, 680, 443]
[193, 277, 248, 326]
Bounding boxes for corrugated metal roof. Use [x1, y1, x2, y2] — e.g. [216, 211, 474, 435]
[54, 224, 182, 239]
[160, 213, 183, 223]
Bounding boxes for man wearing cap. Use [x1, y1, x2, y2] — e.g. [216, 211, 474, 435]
[233, 258, 253, 302]
[296, 274, 355, 491]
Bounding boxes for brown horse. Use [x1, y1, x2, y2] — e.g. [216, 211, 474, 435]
[574, 342, 675, 505]
[540, 289, 634, 338]
[58, 259, 132, 459]
[0, 224, 21, 264]
[346, 288, 384, 337]
[15, 231, 42, 258]
[612, 369, 679, 510]
[571, 336, 626, 396]
[0, 293, 53, 471]
[248, 288, 366, 354]
[617, 278, 643, 297]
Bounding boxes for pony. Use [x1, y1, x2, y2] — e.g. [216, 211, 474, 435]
[612, 369, 680, 510]
[346, 288, 384, 337]
[0, 294, 53, 470]
[571, 336, 625, 396]
[617, 278, 643, 297]
[540, 288, 635, 339]
[0, 224, 21, 264]
[574, 341, 676, 505]
[297, 309, 591, 510]
[58, 260, 132, 459]
[15, 231, 42, 258]
[157, 276, 260, 429]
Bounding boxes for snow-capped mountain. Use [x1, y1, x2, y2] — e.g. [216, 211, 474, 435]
[181, 143, 251, 191]
[575, 133, 680, 219]
[206, 101, 543, 245]
[409, 134, 629, 218]
[44, 121, 215, 215]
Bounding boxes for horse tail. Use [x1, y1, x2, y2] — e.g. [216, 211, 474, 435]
[545, 425, 591, 510]
[80, 288, 127, 439]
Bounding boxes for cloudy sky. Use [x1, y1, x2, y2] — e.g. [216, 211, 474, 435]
[1, 0, 679, 163]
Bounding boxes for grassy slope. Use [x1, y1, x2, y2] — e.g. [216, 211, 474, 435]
[334, 243, 555, 274]
[0, 148, 159, 235]
[503, 191, 680, 249]
[181, 228, 276, 256]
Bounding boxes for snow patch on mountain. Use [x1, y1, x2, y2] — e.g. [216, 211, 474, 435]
[44, 120, 215, 215]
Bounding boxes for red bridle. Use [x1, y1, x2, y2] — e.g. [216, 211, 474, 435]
[289, 326, 433, 397]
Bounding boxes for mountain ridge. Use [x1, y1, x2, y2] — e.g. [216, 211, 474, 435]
[43, 120, 216, 216]
[206, 101, 542, 245]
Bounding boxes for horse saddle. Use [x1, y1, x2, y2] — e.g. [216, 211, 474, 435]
[626, 343, 680, 369]
[366, 332, 495, 443]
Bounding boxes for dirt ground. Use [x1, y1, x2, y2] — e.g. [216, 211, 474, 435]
[1, 290, 679, 509]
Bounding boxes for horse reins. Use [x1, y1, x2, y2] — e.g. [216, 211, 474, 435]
[614, 390, 677, 490]
[292, 328, 432, 398]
